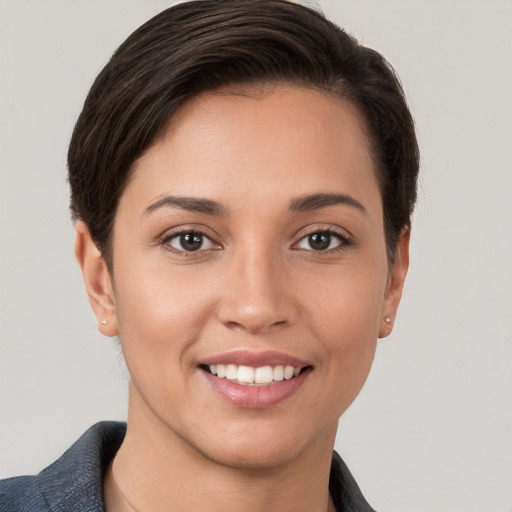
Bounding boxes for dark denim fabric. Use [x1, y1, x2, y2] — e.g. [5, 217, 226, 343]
[0, 422, 375, 511]
[0, 422, 125, 512]
[329, 451, 376, 512]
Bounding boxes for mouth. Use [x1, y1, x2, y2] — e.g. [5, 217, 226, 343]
[200, 363, 310, 386]
[198, 352, 313, 408]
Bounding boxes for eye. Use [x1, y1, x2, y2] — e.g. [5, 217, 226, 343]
[165, 231, 216, 252]
[295, 230, 348, 252]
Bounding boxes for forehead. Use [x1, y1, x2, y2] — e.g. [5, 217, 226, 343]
[124, 85, 380, 216]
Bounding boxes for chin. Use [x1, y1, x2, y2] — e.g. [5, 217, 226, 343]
[200, 439, 303, 471]
[189, 418, 337, 471]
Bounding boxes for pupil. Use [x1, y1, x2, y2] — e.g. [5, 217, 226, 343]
[181, 233, 202, 251]
[309, 232, 330, 251]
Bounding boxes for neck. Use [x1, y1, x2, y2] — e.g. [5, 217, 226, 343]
[104, 385, 338, 512]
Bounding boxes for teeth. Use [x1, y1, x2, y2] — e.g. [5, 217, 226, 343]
[283, 365, 294, 380]
[254, 366, 273, 384]
[273, 365, 284, 381]
[226, 364, 238, 380]
[208, 363, 304, 385]
[237, 365, 254, 383]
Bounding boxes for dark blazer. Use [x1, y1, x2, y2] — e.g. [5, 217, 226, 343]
[0, 422, 376, 511]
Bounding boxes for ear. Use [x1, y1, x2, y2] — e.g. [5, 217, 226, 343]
[379, 227, 410, 338]
[74, 220, 118, 337]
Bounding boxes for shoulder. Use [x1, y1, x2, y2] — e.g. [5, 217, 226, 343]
[0, 422, 126, 512]
[0, 476, 48, 512]
[330, 451, 377, 512]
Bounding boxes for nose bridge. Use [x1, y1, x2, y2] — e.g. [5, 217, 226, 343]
[217, 238, 296, 333]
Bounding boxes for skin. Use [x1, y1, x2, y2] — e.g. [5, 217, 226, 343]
[75, 85, 409, 512]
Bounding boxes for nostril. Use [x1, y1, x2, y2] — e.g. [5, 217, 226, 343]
[223, 318, 289, 334]
[224, 321, 245, 331]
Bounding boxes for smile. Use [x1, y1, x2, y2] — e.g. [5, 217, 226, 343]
[207, 364, 303, 386]
[198, 351, 313, 409]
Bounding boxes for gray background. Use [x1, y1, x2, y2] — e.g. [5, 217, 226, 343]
[1, 1, 511, 511]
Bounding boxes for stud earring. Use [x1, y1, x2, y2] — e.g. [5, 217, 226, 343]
[379, 316, 393, 339]
[101, 320, 108, 325]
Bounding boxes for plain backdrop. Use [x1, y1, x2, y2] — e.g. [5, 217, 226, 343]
[1, 1, 511, 511]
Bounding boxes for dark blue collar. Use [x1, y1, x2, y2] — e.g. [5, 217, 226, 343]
[36, 422, 126, 512]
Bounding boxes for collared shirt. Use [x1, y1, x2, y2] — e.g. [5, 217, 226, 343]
[0, 422, 376, 512]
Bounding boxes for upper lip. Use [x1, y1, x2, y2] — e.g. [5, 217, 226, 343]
[199, 350, 311, 369]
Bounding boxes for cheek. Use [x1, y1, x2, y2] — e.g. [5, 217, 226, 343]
[112, 259, 217, 371]
[308, 261, 387, 338]
[316, 288, 380, 381]
[307, 279, 382, 416]
[303, 256, 387, 383]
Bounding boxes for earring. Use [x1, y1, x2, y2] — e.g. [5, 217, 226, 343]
[101, 320, 108, 325]
[380, 316, 393, 339]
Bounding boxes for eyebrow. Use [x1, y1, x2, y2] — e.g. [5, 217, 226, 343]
[144, 192, 366, 217]
[144, 196, 226, 216]
[289, 193, 367, 214]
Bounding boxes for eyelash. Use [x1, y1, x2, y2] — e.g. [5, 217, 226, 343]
[161, 229, 219, 255]
[160, 227, 353, 255]
[293, 228, 353, 253]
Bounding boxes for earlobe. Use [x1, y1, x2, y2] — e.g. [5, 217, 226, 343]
[379, 227, 410, 339]
[74, 221, 118, 337]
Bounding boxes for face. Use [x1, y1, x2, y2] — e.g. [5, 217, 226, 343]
[77, 85, 408, 469]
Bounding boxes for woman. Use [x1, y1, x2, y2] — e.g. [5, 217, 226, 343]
[0, 1, 419, 510]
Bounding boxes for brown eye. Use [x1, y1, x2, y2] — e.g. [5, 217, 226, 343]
[167, 231, 214, 252]
[308, 233, 331, 251]
[296, 231, 346, 252]
[180, 233, 203, 251]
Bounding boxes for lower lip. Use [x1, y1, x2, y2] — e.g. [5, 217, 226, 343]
[201, 368, 311, 409]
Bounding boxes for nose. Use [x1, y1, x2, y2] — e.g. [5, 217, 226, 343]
[216, 245, 299, 335]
